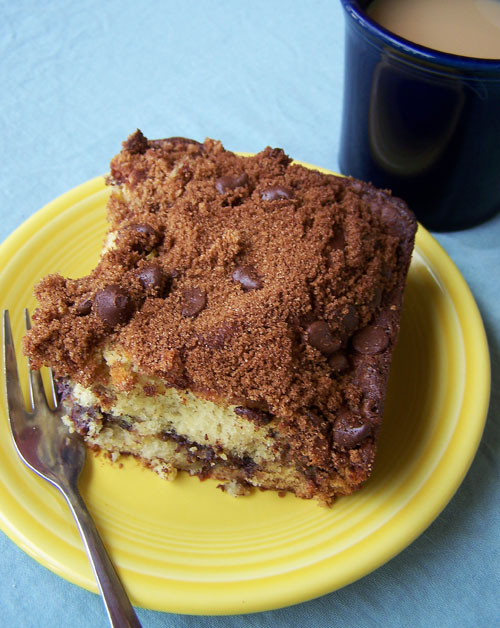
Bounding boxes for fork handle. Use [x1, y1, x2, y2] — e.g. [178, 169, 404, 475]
[62, 484, 143, 628]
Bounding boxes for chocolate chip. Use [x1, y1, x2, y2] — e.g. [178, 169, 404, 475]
[75, 298, 92, 316]
[267, 148, 291, 165]
[354, 363, 381, 397]
[333, 408, 372, 448]
[361, 396, 382, 421]
[55, 377, 72, 401]
[202, 321, 239, 349]
[123, 129, 148, 154]
[328, 351, 349, 372]
[137, 263, 169, 296]
[260, 185, 294, 201]
[215, 172, 248, 194]
[181, 287, 207, 317]
[128, 223, 160, 253]
[352, 325, 389, 354]
[132, 223, 156, 237]
[234, 406, 274, 426]
[340, 304, 359, 335]
[306, 321, 341, 355]
[94, 285, 134, 327]
[232, 265, 263, 291]
[103, 413, 133, 431]
[164, 136, 202, 147]
[149, 137, 203, 150]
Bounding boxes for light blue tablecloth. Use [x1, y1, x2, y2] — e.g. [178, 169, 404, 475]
[1, 2, 499, 626]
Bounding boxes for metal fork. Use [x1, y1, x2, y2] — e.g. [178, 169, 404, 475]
[3, 310, 142, 628]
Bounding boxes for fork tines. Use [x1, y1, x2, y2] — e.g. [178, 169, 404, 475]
[3, 309, 58, 414]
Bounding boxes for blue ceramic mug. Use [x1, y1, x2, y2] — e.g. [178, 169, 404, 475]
[339, 0, 500, 231]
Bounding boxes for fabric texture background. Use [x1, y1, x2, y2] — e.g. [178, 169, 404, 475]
[0, 1, 498, 626]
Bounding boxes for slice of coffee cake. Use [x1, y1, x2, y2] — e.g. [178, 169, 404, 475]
[23, 130, 416, 505]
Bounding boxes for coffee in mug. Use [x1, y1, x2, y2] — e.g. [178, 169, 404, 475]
[368, 0, 500, 59]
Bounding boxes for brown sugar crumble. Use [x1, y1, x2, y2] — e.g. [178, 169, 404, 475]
[23, 130, 417, 505]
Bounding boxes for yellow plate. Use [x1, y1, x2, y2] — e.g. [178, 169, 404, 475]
[0, 173, 490, 615]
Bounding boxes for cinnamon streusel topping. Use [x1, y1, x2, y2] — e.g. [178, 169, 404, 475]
[24, 130, 416, 486]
